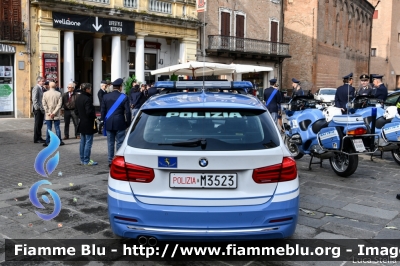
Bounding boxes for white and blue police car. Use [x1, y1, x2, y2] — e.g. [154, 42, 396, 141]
[108, 81, 299, 242]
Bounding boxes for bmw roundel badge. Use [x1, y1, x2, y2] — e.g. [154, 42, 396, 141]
[199, 158, 208, 167]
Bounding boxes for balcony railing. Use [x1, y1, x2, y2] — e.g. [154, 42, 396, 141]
[149, 0, 172, 14]
[0, 21, 24, 42]
[83, 0, 110, 3]
[124, 0, 137, 8]
[208, 35, 290, 56]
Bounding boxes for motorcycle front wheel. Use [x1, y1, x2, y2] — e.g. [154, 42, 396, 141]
[284, 136, 304, 160]
[391, 148, 400, 166]
[329, 152, 358, 177]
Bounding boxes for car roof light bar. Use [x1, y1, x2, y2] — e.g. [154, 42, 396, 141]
[154, 81, 253, 90]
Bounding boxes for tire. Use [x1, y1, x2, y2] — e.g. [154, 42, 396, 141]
[284, 136, 304, 160]
[391, 148, 400, 166]
[329, 152, 358, 177]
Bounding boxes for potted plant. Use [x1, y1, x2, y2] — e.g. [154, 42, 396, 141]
[124, 74, 136, 95]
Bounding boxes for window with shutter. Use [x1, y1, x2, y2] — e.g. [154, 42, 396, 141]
[220, 12, 230, 48]
[0, 0, 22, 41]
[236, 14, 244, 50]
[271, 21, 278, 54]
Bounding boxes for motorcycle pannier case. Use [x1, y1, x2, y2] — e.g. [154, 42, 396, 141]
[318, 127, 341, 150]
[381, 122, 400, 142]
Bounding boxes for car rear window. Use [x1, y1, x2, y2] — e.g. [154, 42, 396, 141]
[320, 89, 336, 95]
[127, 109, 280, 151]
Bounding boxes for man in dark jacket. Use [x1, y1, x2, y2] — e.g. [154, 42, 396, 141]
[371, 74, 388, 102]
[101, 78, 131, 167]
[75, 83, 98, 166]
[62, 82, 79, 140]
[97, 80, 108, 134]
[335, 73, 355, 113]
[263, 78, 282, 125]
[129, 84, 142, 117]
[291, 78, 304, 97]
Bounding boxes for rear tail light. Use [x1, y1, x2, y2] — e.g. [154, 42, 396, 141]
[347, 128, 367, 135]
[252, 157, 297, 184]
[110, 156, 155, 183]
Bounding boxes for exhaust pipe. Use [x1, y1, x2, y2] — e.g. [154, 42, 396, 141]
[138, 236, 148, 245]
[148, 237, 158, 246]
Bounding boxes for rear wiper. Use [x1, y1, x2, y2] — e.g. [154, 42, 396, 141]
[159, 138, 207, 149]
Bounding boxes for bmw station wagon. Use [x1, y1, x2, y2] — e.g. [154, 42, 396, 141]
[107, 81, 299, 242]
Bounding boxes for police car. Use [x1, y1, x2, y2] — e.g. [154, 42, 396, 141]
[108, 81, 299, 242]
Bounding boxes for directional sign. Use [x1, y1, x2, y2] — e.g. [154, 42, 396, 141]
[52, 12, 134, 35]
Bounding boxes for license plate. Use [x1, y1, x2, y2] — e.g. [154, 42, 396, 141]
[352, 139, 366, 152]
[170, 173, 237, 189]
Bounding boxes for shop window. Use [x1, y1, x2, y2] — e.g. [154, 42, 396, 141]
[145, 54, 156, 70]
[129, 52, 135, 69]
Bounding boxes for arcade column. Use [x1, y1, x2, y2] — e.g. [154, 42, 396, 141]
[63, 31, 74, 91]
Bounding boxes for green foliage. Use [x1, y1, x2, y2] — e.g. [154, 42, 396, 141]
[124, 74, 137, 95]
[170, 74, 178, 81]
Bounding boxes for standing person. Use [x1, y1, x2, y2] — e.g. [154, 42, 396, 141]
[291, 78, 304, 97]
[42, 82, 64, 147]
[101, 78, 131, 167]
[335, 73, 355, 113]
[371, 74, 388, 102]
[43, 81, 49, 93]
[263, 78, 282, 125]
[129, 84, 142, 117]
[274, 83, 284, 132]
[32, 77, 46, 143]
[147, 82, 159, 97]
[357, 74, 373, 96]
[97, 80, 108, 134]
[62, 82, 79, 140]
[75, 83, 98, 166]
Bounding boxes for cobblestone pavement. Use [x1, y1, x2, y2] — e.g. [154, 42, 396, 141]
[1, 118, 400, 266]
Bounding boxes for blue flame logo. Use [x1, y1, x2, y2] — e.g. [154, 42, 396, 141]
[29, 130, 62, 220]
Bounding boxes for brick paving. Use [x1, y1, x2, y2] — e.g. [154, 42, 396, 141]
[1, 118, 400, 265]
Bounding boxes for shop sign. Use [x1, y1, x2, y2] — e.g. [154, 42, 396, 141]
[52, 12, 134, 35]
[128, 41, 161, 49]
[196, 0, 207, 12]
[0, 44, 15, 53]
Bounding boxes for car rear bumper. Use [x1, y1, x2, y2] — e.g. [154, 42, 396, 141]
[108, 189, 299, 241]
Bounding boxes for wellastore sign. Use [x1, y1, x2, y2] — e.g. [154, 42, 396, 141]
[52, 12, 134, 35]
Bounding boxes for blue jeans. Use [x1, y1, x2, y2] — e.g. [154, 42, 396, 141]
[45, 120, 62, 144]
[132, 108, 140, 118]
[270, 112, 278, 124]
[107, 130, 126, 163]
[80, 134, 94, 164]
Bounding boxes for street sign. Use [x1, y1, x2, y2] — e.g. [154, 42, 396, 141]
[196, 0, 207, 12]
[52, 12, 134, 35]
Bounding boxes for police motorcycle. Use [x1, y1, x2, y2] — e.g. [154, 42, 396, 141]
[284, 95, 379, 177]
[324, 96, 400, 165]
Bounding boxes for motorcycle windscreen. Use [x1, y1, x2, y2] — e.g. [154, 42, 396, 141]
[318, 127, 341, 150]
[382, 122, 400, 142]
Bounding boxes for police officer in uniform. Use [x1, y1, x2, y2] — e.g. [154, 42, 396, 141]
[291, 78, 304, 97]
[263, 78, 282, 125]
[357, 74, 373, 96]
[335, 73, 355, 113]
[371, 74, 388, 102]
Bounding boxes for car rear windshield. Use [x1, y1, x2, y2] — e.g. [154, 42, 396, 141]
[320, 89, 336, 95]
[127, 109, 280, 151]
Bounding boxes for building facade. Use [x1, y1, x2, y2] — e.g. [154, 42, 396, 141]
[28, 0, 200, 112]
[368, 0, 400, 91]
[0, 0, 30, 118]
[198, 0, 290, 98]
[283, 0, 374, 93]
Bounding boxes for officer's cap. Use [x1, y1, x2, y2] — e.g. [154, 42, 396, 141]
[342, 73, 353, 79]
[359, 74, 369, 81]
[292, 78, 300, 83]
[372, 74, 383, 79]
[112, 78, 124, 86]
[269, 78, 277, 84]
[100, 80, 107, 84]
